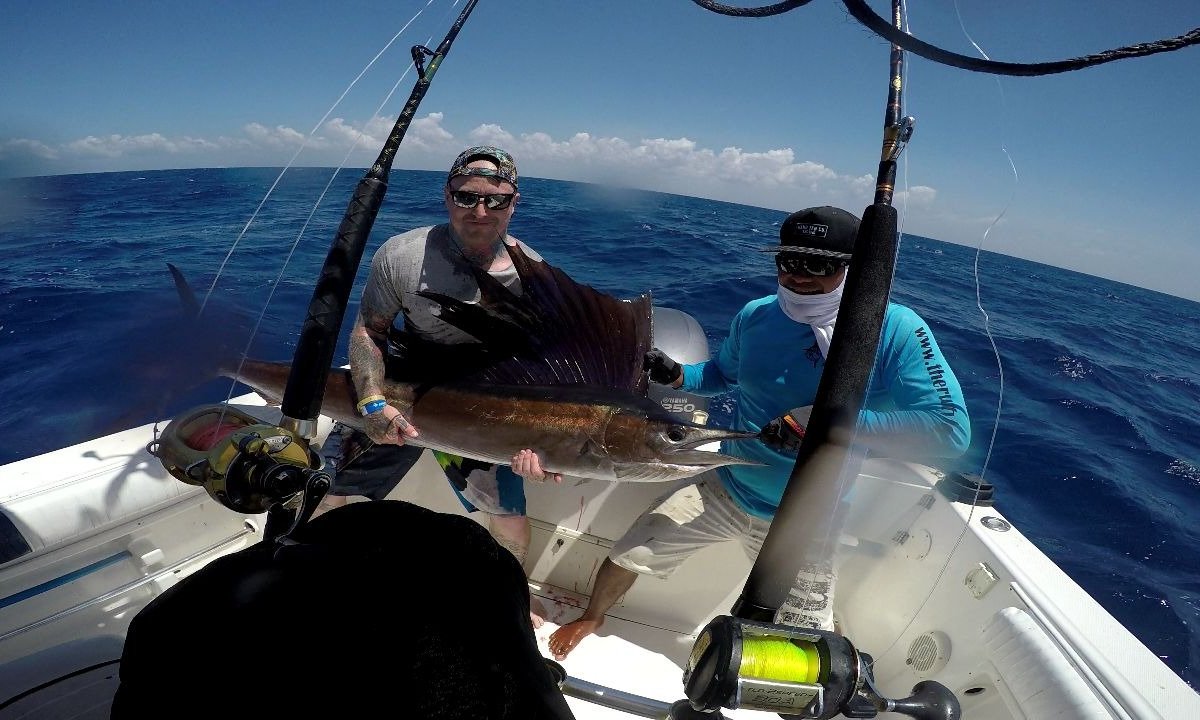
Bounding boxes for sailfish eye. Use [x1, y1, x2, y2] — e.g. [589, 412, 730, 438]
[667, 428, 686, 442]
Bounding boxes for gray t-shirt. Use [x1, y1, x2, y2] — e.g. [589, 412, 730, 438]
[361, 224, 543, 345]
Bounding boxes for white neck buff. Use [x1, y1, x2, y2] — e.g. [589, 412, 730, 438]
[776, 273, 846, 358]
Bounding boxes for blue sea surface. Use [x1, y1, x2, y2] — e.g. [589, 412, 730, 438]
[1, 168, 1198, 686]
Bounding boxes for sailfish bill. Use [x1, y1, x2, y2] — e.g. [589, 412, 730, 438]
[207, 239, 762, 483]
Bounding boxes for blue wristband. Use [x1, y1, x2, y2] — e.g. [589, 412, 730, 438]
[361, 399, 388, 416]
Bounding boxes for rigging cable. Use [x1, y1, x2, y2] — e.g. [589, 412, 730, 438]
[690, 0, 814, 17]
[690, 0, 1200, 74]
[733, 0, 911, 624]
[950, 0, 1011, 521]
[198, 0, 439, 316]
[281, 0, 482, 434]
[861, 1, 1022, 670]
[178, 0, 445, 438]
[216, 29, 437, 414]
[0, 659, 121, 712]
[841, 0, 1200, 76]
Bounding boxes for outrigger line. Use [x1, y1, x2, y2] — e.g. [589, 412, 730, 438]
[685, 2, 1197, 715]
[685, 3, 964, 716]
[692, 0, 1200, 75]
[278, 0, 482, 439]
[720, 0, 1199, 633]
[718, 0, 1198, 629]
[734, 0, 910, 626]
[147, 0, 486, 544]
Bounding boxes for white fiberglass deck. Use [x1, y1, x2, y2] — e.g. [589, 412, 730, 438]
[3, 394, 1198, 718]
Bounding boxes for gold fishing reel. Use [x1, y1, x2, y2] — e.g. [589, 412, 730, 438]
[149, 404, 321, 514]
[683, 616, 960, 719]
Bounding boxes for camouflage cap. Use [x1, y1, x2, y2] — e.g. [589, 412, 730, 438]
[446, 146, 518, 190]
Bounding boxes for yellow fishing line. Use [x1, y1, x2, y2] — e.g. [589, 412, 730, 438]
[739, 637, 820, 683]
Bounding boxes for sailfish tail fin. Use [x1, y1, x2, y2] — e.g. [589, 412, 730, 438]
[100, 265, 254, 435]
[167, 262, 201, 318]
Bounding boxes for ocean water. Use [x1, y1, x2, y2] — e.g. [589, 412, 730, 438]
[1, 168, 1197, 686]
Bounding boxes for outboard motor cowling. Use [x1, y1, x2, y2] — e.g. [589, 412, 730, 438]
[650, 306, 711, 425]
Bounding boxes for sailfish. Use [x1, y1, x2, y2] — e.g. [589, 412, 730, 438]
[215, 243, 761, 483]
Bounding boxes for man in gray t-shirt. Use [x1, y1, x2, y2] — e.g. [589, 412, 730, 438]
[361, 222, 538, 346]
[321, 146, 560, 627]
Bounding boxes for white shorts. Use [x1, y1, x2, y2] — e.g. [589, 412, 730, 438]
[609, 471, 836, 631]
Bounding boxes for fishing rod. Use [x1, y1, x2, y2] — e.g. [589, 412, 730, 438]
[149, 1, 484, 540]
[682, 2, 958, 717]
[734, 0, 905, 633]
[280, 0, 482, 438]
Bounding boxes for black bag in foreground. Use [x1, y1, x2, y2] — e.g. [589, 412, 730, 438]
[113, 500, 575, 719]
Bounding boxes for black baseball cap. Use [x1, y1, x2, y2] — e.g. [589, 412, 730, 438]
[760, 206, 859, 260]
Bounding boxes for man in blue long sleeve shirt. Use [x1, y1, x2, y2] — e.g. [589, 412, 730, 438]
[548, 206, 970, 660]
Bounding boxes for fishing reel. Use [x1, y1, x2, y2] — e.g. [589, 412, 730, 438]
[148, 404, 331, 536]
[683, 616, 960, 720]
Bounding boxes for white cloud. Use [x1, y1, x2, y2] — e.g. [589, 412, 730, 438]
[7, 115, 1193, 298]
[0, 138, 59, 160]
[318, 112, 455, 160]
[47, 133, 228, 159]
[65, 133, 177, 157]
[398, 123, 880, 211]
[1, 115, 928, 214]
[242, 123, 315, 149]
[322, 117, 385, 150]
[406, 113, 456, 149]
[895, 185, 937, 207]
[466, 123, 517, 150]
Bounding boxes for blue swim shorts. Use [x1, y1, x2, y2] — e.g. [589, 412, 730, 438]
[432, 450, 527, 517]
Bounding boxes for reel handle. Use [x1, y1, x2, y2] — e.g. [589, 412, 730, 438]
[885, 680, 961, 720]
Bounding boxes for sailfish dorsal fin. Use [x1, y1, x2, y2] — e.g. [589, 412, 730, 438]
[414, 242, 653, 396]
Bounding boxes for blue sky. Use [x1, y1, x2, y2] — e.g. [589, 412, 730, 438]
[3, 1, 1198, 300]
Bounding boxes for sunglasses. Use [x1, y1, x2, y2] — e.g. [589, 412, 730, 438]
[448, 189, 515, 211]
[775, 254, 847, 277]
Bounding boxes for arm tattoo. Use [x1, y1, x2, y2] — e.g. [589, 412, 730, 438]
[349, 309, 394, 395]
[493, 534, 528, 566]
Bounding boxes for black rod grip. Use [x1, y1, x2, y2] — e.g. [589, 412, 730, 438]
[281, 178, 385, 422]
[734, 204, 898, 617]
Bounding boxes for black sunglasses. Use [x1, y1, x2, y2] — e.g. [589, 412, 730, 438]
[775, 254, 847, 277]
[448, 189, 515, 211]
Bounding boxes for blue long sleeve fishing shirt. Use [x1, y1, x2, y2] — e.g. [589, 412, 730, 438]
[680, 297, 971, 518]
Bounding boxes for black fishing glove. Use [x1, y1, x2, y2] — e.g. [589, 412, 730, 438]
[759, 406, 812, 454]
[643, 348, 682, 385]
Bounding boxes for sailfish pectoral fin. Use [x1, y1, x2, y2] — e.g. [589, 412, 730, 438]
[578, 437, 609, 465]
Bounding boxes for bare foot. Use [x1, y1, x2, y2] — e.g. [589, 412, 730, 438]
[530, 594, 548, 629]
[547, 618, 604, 661]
